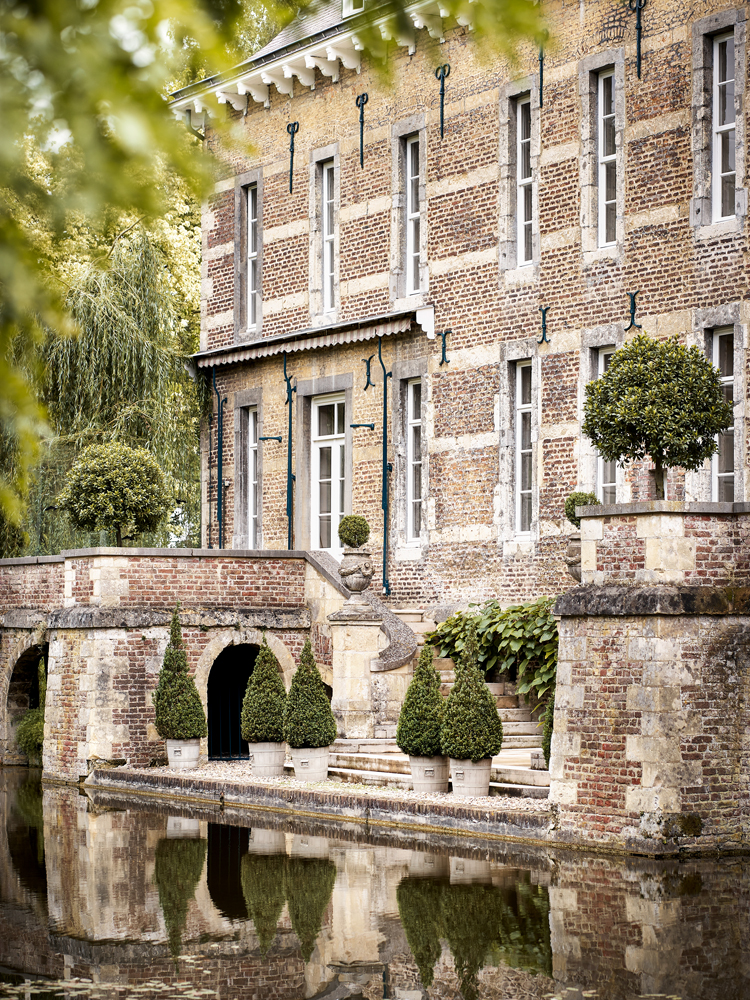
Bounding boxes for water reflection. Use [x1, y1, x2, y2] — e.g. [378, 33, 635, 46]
[0, 769, 749, 999]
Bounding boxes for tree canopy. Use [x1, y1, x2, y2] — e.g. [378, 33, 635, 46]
[582, 334, 733, 500]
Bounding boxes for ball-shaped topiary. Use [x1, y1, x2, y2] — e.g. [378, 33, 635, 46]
[241, 636, 286, 743]
[337, 514, 370, 549]
[152, 607, 207, 741]
[564, 491, 600, 529]
[440, 621, 503, 762]
[56, 441, 173, 546]
[283, 639, 337, 750]
[396, 645, 444, 757]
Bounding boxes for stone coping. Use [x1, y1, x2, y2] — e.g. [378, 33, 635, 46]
[83, 768, 555, 846]
[576, 501, 750, 518]
[555, 584, 750, 617]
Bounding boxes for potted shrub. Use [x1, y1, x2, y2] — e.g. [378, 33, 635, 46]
[241, 851, 287, 955]
[154, 834, 207, 960]
[563, 490, 600, 582]
[396, 877, 444, 989]
[284, 855, 337, 962]
[440, 621, 503, 797]
[337, 514, 374, 603]
[396, 644, 449, 793]
[240, 636, 287, 777]
[152, 607, 207, 769]
[283, 639, 337, 781]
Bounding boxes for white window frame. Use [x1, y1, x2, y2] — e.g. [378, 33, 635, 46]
[515, 362, 533, 534]
[247, 185, 259, 328]
[516, 95, 533, 266]
[405, 135, 421, 295]
[343, 0, 364, 15]
[712, 327, 735, 501]
[311, 394, 346, 555]
[248, 408, 259, 548]
[322, 161, 335, 313]
[406, 379, 423, 542]
[713, 31, 736, 222]
[596, 348, 617, 503]
[598, 69, 617, 247]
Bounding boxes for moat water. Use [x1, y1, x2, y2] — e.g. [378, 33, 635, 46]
[0, 768, 748, 1000]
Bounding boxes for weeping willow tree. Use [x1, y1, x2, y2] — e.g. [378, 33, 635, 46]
[17, 227, 204, 555]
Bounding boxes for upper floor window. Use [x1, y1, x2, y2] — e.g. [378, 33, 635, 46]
[598, 70, 617, 246]
[596, 348, 617, 502]
[247, 184, 259, 328]
[515, 362, 533, 533]
[405, 135, 421, 295]
[343, 0, 364, 15]
[248, 407, 259, 548]
[406, 379, 423, 542]
[322, 160, 335, 313]
[517, 95, 533, 265]
[713, 32, 736, 220]
[712, 327, 735, 501]
[311, 395, 346, 552]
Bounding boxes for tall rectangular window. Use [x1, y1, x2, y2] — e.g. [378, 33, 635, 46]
[406, 379, 422, 542]
[516, 363, 532, 533]
[247, 185, 259, 328]
[713, 32, 736, 220]
[322, 161, 335, 312]
[596, 348, 617, 503]
[712, 327, 734, 501]
[405, 136, 421, 295]
[517, 96, 533, 265]
[248, 408, 259, 548]
[598, 70, 617, 246]
[312, 394, 346, 552]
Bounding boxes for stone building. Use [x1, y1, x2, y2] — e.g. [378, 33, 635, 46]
[171, 0, 750, 609]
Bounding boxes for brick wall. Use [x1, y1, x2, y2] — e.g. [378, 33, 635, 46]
[0, 557, 63, 613]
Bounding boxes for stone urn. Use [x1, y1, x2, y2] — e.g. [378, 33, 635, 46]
[338, 547, 374, 605]
[564, 532, 581, 582]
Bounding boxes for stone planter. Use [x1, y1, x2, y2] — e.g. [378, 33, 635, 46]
[166, 738, 201, 770]
[166, 816, 201, 839]
[290, 745, 330, 782]
[409, 754, 450, 793]
[247, 741, 286, 777]
[564, 532, 581, 582]
[449, 757, 492, 797]
[247, 827, 286, 853]
[338, 547, 374, 605]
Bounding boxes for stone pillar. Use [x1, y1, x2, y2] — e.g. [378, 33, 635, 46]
[550, 501, 750, 855]
[328, 604, 383, 739]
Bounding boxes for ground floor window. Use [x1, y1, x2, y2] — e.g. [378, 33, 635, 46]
[712, 326, 735, 501]
[311, 394, 346, 553]
[596, 348, 617, 502]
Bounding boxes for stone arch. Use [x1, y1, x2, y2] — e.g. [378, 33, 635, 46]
[1, 631, 48, 766]
[194, 629, 296, 703]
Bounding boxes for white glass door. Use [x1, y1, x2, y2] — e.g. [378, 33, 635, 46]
[311, 394, 346, 554]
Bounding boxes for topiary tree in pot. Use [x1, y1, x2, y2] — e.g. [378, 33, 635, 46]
[154, 835, 207, 962]
[283, 639, 337, 781]
[396, 877, 444, 988]
[284, 855, 337, 962]
[337, 515, 374, 603]
[240, 635, 287, 777]
[396, 645, 448, 793]
[440, 621, 503, 797]
[152, 606, 207, 769]
[241, 852, 287, 955]
[582, 333, 733, 500]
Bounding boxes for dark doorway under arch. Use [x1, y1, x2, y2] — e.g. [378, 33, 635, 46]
[207, 822, 249, 921]
[207, 643, 259, 760]
[6, 643, 48, 764]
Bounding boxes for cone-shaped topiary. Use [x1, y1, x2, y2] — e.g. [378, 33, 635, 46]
[541, 694, 554, 768]
[240, 636, 286, 743]
[152, 607, 207, 741]
[284, 856, 337, 961]
[283, 639, 337, 750]
[440, 621, 503, 762]
[241, 852, 287, 955]
[396, 877, 444, 988]
[154, 836, 207, 959]
[396, 645, 444, 757]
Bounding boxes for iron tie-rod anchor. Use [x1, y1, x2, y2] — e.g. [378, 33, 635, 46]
[355, 93, 368, 168]
[287, 121, 299, 193]
[438, 329, 451, 366]
[625, 291, 642, 331]
[435, 64, 450, 139]
[538, 306, 550, 344]
[628, 0, 647, 79]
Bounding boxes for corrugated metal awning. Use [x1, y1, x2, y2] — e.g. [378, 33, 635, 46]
[194, 311, 418, 368]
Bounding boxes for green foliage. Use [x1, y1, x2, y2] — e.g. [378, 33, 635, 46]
[542, 695, 554, 769]
[396, 645, 444, 758]
[582, 333, 733, 499]
[16, 708, 45, 760]
[12, 776, 46, 870]
[564, 491, 600, 529]
[241, 637, 286, 743]
[57, 441, 173, 546]
[152, 608, 207, 741]
[440, 622, 503, 762]
[427, 597, 558, 704]
[154, 836, 207, 959]
[241, 853, 287, 955]
[337, 515, 370, 549]
[396, 877, 444, 987]
[283, 640, 337, 750]
[284, 856, 337, 962]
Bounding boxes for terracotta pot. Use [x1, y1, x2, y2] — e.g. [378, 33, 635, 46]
[338, 547, 374, 596]
[564, 532, 581, 582]
[409, 754, 450, 793]
[449, 757, 492, 797]
[166, 738, 201, 770]
[290, 745, 330, 781]
[247, 741, 286, 777]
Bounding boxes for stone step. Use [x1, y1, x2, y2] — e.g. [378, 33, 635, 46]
[392, 608, 425, 623]
[331, 738, 400, 754]
[502, 722, 543, 736]
[497, 708, 534, 722]
[329, 752, 549, 787]
[328, 767, 548, 798]
[502, 735, 544, 749]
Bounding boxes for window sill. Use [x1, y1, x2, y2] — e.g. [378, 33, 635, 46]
[693, 215, 743, 240]
[394, 544, 426, 562]
[503, 264, 538, 285]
